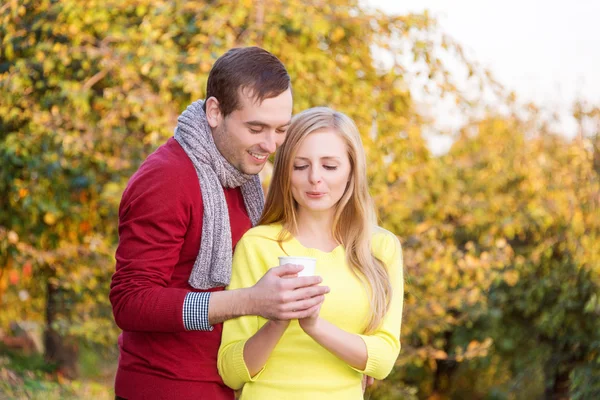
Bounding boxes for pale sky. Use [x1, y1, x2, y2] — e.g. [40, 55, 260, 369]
[367, 0, 600, 152]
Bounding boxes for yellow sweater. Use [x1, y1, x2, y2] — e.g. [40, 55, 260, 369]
[217, 223, 404, 400]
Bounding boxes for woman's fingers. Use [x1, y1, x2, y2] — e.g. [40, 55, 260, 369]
[281, 299, 324, 319]
[291, 303, 321, 320]
[282, 295, 325, 313]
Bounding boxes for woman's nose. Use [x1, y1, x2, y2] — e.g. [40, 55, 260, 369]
[308, 167, 322, 184]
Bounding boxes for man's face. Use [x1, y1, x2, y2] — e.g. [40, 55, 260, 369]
[212, 88, 293, 175]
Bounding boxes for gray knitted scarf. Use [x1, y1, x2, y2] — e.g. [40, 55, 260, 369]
[174, 100, 264, 289]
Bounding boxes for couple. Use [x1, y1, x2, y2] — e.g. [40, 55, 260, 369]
[110, 47, 403, 400]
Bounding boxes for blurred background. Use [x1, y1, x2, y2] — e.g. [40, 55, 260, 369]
[1, 1, 599, 399]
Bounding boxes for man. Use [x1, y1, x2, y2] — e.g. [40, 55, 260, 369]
[110, 47, 329, 400]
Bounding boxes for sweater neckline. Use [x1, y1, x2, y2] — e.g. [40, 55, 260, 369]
[279, 226, 344, 259]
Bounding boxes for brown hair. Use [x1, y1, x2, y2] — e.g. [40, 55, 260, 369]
[259, 107, 392, 334]
[205, 47, 291, 117]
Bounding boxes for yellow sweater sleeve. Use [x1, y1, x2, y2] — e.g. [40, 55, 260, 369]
[354, 233, 404, 380]
[217, 237, 265, 390]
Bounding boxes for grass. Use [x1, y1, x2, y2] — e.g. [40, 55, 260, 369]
[0, 343, 115, 400]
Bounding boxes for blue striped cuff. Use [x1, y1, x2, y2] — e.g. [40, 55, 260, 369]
[183, 292, 214, 331]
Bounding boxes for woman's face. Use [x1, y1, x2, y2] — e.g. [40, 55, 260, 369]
[290, 129, 352, 215]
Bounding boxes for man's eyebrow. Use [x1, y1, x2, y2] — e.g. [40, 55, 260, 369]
[245, 120, 292, 128]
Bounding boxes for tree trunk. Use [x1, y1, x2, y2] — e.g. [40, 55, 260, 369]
[431, 331, 458, 398]
[544, 369, 570, 400]
[44, 279, 79, 379]
[432, 359, 458, 398]
[543, 354, 572, 400]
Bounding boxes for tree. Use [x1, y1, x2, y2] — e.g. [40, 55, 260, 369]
[1, 0, 481, 382]
[377, 114, 600, 398]
[6, 2, 594, 398]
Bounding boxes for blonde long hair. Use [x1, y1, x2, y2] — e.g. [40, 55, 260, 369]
[259, 107, 392, 333]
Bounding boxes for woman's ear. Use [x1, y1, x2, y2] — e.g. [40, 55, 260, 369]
[205, 97, 222, 129]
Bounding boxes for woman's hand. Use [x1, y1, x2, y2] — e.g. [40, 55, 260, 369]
[269, 319, 291, 329]
[298, 303, 322, 335]
[298, 309, 370, 372]
[242, 318, 291, 378]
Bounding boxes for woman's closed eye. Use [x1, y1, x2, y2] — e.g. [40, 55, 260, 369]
[294, 164, 338, 171]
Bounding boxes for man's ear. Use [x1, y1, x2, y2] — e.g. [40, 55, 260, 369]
[205, 97, 222, 129]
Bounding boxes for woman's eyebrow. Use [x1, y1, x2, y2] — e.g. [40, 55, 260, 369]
[294, 156, 342, 161]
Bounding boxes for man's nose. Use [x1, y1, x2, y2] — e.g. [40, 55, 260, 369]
[261, 131, 277, 154]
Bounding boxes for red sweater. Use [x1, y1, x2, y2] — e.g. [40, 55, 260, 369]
[110, 138, 252, 400]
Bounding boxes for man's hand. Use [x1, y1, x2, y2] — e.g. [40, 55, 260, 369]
[248, 264, 329, 320]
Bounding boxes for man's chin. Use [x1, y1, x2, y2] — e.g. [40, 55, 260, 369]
[239, 164, 264, 176]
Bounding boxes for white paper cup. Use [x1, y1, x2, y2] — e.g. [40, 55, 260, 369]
[278, 256, 317, 277]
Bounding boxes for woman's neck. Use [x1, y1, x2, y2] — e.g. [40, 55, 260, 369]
[294, 210, 338, 252]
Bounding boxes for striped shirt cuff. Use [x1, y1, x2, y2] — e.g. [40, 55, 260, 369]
[183, 292, 214, 331]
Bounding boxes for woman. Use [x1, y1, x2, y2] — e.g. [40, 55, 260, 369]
[218, 107, 404, 399]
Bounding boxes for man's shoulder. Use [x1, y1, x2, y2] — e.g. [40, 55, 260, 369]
[140, 138, 192, 173]
[122, 138, 198, 204]
[129, 139, 194, 185]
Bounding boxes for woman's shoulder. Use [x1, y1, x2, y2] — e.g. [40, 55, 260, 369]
[240, 223, 284, 242]
[371, 226, 402, 263]
[372, 226, 401, 245]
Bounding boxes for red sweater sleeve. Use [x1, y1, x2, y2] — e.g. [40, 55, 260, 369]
[110, 154, 195, 332]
